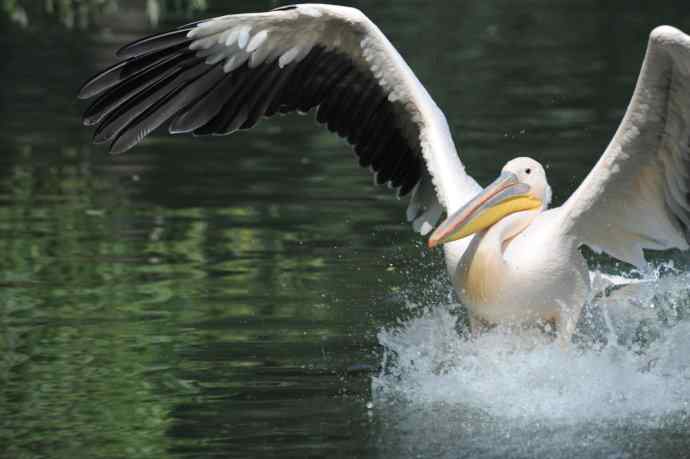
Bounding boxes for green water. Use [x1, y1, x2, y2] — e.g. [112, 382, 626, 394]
[1, 1, 690, 458]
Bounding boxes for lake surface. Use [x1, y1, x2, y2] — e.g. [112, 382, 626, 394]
[2, 1, 690, 458]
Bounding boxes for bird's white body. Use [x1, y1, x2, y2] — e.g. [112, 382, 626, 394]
[445, 209, 589, 338]
[79, 5, 690, 343]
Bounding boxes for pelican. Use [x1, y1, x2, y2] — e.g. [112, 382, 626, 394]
[78, 5, 690, 343]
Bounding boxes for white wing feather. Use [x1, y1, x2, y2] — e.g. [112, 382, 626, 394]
[559, 26, 690, 267]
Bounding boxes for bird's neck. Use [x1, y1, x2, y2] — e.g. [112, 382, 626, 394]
[456, 210, 541, 305]
[489, 209, 541, 252]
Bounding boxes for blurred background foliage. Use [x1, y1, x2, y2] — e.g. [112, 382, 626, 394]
[2, 0, 208, 29]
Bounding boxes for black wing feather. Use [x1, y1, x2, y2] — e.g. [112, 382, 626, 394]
[80, 26, 426, 196]
[83, 50, 196, 125]
[116, 28, 195, 59]
[110, 64, 224, 154]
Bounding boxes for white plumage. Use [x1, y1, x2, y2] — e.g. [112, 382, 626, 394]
[78, 5, 690, 342]
[560, 26, 690, 268]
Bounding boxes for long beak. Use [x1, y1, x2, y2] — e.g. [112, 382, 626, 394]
[428, 171, 542, 248]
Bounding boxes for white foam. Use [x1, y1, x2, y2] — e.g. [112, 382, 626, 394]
[373, 265, 690, 425]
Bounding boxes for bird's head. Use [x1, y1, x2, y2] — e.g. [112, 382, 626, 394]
[428, 157, 551, 248]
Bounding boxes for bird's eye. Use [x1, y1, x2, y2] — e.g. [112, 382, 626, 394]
[525, 168, 531, 174]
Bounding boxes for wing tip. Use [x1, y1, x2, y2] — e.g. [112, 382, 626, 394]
[271, 5, 298, 11]
[115, 28, 193, 59]
[77, 83, 94, 100]
[649, 25, 690, 51]
[78, 68, 117, 100]
[650, 25, 683, 42]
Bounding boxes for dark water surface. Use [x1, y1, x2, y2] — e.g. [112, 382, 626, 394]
[2, 1, 690, 458]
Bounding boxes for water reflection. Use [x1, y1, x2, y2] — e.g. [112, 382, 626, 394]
[373, 401, 690, 459]
[1, 1, 690, 458]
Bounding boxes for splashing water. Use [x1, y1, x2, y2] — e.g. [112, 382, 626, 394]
[373, 264, 690, 424]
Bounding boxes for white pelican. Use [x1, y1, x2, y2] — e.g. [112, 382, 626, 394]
[78, 5, 690, 343]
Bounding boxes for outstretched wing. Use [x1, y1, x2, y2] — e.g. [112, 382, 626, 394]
[78, 4, 480, 234]
[559, 26, 690, 267]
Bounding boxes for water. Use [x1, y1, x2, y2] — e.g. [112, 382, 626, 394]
[374, 269, 690, 458]
[1, 1, 690, 457]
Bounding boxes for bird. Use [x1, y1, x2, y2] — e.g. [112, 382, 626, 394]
[77, 4, 690, 344]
